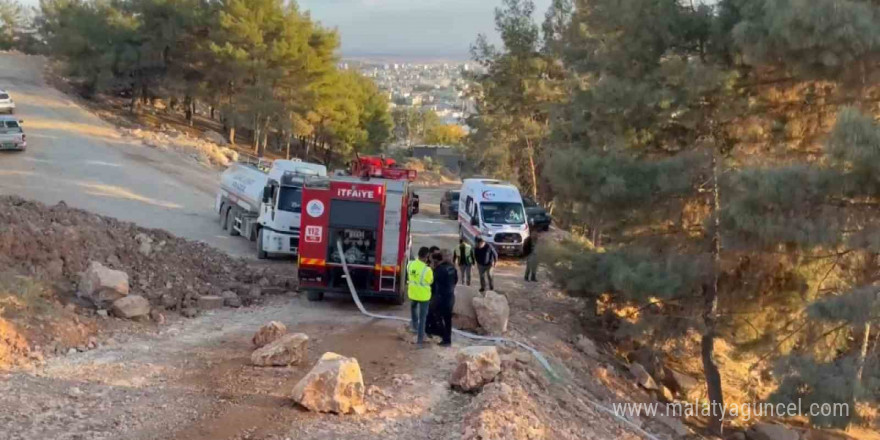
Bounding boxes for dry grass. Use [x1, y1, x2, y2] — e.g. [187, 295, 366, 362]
[0, 273, 55, 320]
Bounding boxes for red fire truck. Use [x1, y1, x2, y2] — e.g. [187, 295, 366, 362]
[297, 160, 419, 304]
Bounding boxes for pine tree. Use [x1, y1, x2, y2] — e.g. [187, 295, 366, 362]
[541, 0, 730, 432]
[725, 108, 880, 428]
[468, 0, 566, 201]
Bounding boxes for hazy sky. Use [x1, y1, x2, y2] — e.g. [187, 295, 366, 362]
[19, 0, 553, 60]
[299, 0, 553, 59]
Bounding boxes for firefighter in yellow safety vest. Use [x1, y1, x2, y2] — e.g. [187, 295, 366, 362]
[407, 247, 434, 345]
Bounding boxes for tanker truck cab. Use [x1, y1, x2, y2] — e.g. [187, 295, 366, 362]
[458, 179, 529, 256]
[216, 159, 327, 259]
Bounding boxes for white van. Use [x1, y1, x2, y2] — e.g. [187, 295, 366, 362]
[458, 178, 530, 256]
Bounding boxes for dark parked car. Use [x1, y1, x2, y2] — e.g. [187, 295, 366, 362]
[439, 190, 460, 219]
[523, 197, 551, 231]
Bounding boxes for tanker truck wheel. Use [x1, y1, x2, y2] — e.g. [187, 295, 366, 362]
[307, 291, 324, 302]
[219, 205, 228, 229]
[226, 208, 239, 237]
[256, 228, 268, 259]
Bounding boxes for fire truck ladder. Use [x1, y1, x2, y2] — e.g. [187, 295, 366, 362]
[378, 266, 397, 292]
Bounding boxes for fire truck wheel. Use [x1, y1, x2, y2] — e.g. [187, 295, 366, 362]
[391, 292, 406, 306]
[306, 291, 324, 302]
[227, 208, 239, 237]
[256, 228, 268, 259]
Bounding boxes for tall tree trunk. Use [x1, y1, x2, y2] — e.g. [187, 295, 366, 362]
[129, 86, 139, 114]
[259, 122, 269, 157]
[253, 114, 260, 153]
[702, 148, 725, 435]
[854, 322, 871, 403]
[525, 136, 539, 200]
[286, 133, 292, 159]
[184, 95, 193, 125]
[210, 106, 215, 120]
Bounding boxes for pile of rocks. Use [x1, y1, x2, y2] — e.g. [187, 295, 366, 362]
[249, 322, 309, 367]
[624, 347, 702, 404]
[453, 287, 510, 336]
[0, 196, 293, 318]
[246, 322, 368, 416]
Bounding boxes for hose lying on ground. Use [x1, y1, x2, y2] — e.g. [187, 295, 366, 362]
[335, 241, 663, 440]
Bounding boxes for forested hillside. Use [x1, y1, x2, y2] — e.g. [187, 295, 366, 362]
[4, 0, 393, 163]
[468, 0, 879, 433]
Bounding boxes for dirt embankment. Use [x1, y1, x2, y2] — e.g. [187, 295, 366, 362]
[0, 196, 292, 368]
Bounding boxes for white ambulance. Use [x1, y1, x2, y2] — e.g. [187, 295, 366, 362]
[458, 178, 530, 256]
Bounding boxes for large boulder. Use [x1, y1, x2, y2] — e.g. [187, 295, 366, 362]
[252, 321, 287, 348]
[574, 334, 599, 358]
[472, 291, 509, 335]
[746, 423, 799, 440]
[629, 362, 660, 391]
[629, 346, 664, 378]
[450, 346, 502, 392]
[221, 290, 241, 308]
[135, 233, 153, 256]
[251, 333, 309, 367]
[662, 367, 701, 400]
[111, 295, 150, 319]
[203, 130, 228, 146]
[292, 352, 365, 414]
[453, 287, 481, 330]
[197, 295, 224, 310]
[79, 261, 130, 306]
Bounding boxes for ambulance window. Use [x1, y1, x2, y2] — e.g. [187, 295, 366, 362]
[465, 196, 474, 216]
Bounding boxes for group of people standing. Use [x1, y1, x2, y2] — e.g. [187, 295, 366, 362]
[406, 233, 540, 347]
[406, 246, 456, 347]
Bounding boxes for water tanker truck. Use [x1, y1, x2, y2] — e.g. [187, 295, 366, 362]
[216, 158, 327, 259]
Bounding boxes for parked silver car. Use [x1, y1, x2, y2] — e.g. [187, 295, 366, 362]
[0, 90, 15, 114]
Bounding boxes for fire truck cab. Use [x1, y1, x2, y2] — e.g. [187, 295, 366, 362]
[298, 165, 418, 304]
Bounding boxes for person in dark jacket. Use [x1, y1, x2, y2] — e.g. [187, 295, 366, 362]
[426, 250, 457, 346]
[429, 246, 441, 261]
[473, 237, 498, 292]
[523, 233, 538, 282]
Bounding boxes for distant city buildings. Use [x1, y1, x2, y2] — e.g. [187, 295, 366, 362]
[346, 60, 479, 129]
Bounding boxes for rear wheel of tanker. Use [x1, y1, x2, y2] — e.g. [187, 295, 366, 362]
[256, 228, 268, 259]
[307, 291, 324, 302]
[226, 208, 239, 237]
[219, 205, 228, 229]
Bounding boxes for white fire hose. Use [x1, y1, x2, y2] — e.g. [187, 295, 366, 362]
[335, 241, 662, 440]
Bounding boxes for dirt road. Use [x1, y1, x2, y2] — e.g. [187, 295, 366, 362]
[0, 53, 256, 258]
